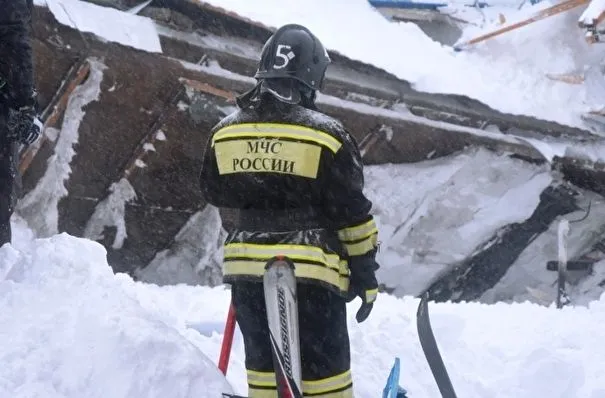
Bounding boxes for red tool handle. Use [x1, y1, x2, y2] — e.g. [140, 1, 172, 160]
[218, 301, 237, 375]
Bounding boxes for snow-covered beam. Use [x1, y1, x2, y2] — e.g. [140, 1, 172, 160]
[578, 0, 605, 43]
[42, 0, 163, 53]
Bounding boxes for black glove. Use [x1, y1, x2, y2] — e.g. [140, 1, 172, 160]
[346, 251, 379, 323]
[7, 104, 42, 146]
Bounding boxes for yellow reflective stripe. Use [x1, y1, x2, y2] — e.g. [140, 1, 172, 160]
[342, 233, 378, 256]
[250, 385, 352, 398]
[338, 219, 378, 242]
[304, 388, 353, 398]
[212, 123, 342, 153]
[365, 288, 378, 303]
[303, 370, 352, 395]
[247, 370, 276, 388]
[246, 370, 353, 397]
[224, 243, 342, 271]
[249, 387, 278, 398]
[224, 260, 350, 292]
[338, 260, 349, 277]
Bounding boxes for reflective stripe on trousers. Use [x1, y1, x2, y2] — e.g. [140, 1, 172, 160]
[247, 369, 354, 398]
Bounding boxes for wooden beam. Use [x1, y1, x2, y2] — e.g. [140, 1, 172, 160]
[454, 0, 590, 51]
[19, 58, 91, 174]
[179, 77, 236, 102]
[122, 82, 185, 179]
[545, 73, 585, 84]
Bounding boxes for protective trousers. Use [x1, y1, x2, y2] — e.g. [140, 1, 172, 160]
[0, 131, 19, 247]
[232, 280, 353, 398]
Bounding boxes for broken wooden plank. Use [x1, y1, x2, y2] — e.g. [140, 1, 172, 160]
[545, 73, 586, 84]
[19, 58, 91, 174]
[454, 0, 590, 51]
[179, 77, 236, 102]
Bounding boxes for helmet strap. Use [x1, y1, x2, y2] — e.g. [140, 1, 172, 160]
[299, 84, 318, 110]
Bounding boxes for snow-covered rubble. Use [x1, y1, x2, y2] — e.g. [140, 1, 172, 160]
[24, 0, 605, 304]
[198, 0, 605, 127]
[33, 0, 605, 127]
[483, 188, 605, 305]
[366, 147, 554, 297]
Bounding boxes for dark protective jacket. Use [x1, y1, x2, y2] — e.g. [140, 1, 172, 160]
[0, 0, 35, 114]
[0, 0, 34, 246]
[199, 96, 379, 296]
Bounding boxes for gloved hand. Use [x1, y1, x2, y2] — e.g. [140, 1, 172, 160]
[346, 251, 379, 323]
[7, 104, 42, 146]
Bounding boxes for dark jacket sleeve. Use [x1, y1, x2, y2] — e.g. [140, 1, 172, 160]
[199, 133, 221, 205]
[0, 0, 34, 109]
[322, 127, 379, 258]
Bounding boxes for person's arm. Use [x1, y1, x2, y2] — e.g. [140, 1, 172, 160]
[322, 126, 380, 323]
[323, 129, 378, 257]
[199, 129, 242, 209]
[199, 134, 223, 206]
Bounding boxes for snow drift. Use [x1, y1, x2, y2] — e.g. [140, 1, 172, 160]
[2, 225, 605, 397]
[0, 232, 232, 398]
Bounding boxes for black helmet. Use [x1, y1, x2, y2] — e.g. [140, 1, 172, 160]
[255, 24, 331, 91]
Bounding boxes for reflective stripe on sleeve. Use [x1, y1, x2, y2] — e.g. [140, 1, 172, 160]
[337, 218, 379, 256]
[365, 288, 378, 304]
[337, 218, 378, 242]
[341, 233, 378, 256]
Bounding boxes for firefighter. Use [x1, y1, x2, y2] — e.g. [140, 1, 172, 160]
[200, 24, 380, 398]
[0, 0, 41, 246]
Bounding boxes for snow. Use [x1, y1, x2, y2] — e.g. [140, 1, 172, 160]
[517, 136, 571, 163]
[199, 0, 605, 127]
[40, 0, 162, 53]
[3, 223, 605, 397]
[155, 130, 167, 141]
[83, 178, 137, 250]
[0, 231, 232, 398]
[143, 142, 156, 152]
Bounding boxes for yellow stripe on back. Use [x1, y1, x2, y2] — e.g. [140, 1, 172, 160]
[212, 123, 342, 153]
